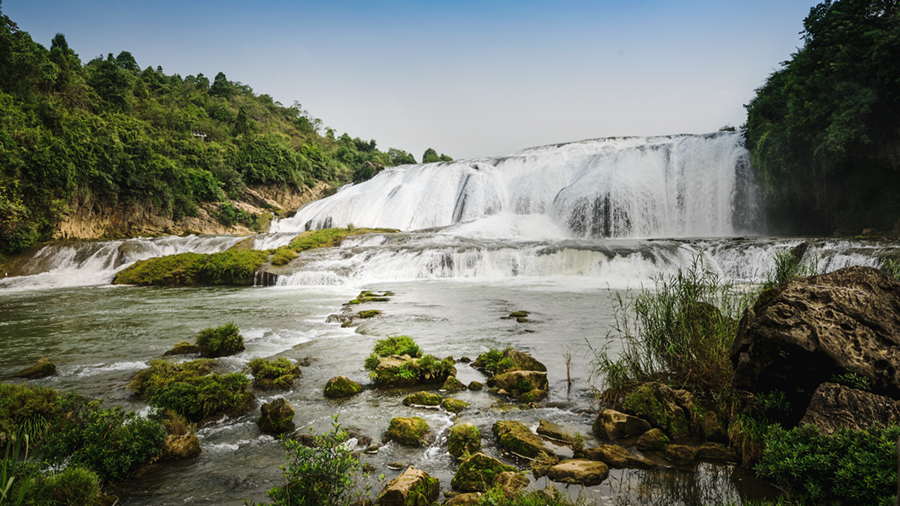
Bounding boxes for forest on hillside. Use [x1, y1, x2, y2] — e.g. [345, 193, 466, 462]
[0, 3, 451, 254]
[745, 0, 900, 235]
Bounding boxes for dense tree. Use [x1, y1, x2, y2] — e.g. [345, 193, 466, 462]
[745, 0, 900, 234]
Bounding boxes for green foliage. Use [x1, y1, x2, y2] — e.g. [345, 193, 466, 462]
[590, 257, 752, 401]
[127, 358, 216, 396]
[146, 372, 254, 423]
[744, 0, 900, 234]
[831, 370, 872, 391]
[270, 247, 297, 266]
[356, 309, 381, 318]
[0, 383, 59, 444]
[756, 423, 900, 505]
[882, 257, 900, 280]
[39, 465, 106, 506]
[371, 335, 421, 359]
[478, 485, 589, 506]
[422, 148, 453, 164]
[248, 357, 301, 390]
[473, 348, 507, 375]
[762, 249, 819, 290]
[196, 322, 245, 357]
[1, 436, 36, 506]
[247, 415, 371, 506]
[113, 249, 269, 286]
[41, 400, 166, 484]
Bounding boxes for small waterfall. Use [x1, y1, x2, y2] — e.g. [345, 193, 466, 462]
[272, 131, 761, 238]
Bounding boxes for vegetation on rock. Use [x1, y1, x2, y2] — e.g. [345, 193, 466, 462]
[248, 357, 301, 390]
[196, 322, 245, 358]
[450, 452, 516, 493]
[323, 376, 363, 398]
[402, 391, 442, 407]
[12, 357, 56, 379]
[448, 423, 481, 459]
[114, 249, 269, 286]
[385, 417, 430, 447]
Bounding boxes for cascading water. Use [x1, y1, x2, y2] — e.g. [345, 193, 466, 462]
[272, 131, 760, 238]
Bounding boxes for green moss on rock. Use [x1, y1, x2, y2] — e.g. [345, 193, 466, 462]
[442, 398, 469, 414]
[492, 420, 557, 461]
[114, 250, 269, 287]
[448, 423, 481, 459]
[385, 417, 431, 447]
[248, 357, 301, 390]
[622, 382, 689, 440]
[442, 376, 467, 392]
[450, 452, 516, 492]
[323, 375, 363, 398]
[14, 357, 56, 379]
[403, 391, 443, 407]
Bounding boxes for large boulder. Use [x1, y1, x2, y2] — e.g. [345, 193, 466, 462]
[731, 267, 900, 406]
[621, 383, 689, 440]
[546, 459, 609, 486]
[799, 382, 900, 435]
[323, 375, 363, 398]
[492, 420, 557, 461]
[257, 398, 295, 435]
[592, 408, 652, 440]
[376, 467, 439, 506]
[450, 452, 516, 492]
[385, 417, 432, 447]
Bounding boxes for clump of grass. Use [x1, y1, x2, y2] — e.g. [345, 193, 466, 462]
[589, 256, 753, 403]
[196, 322, 245, 358]
[270, 247, 297, 266]
[372, 335, 421, 358]
[882, 256, 900, 280]
[762, 248, 820, 290]
[248, 357, 301, 390]
[0, 383, 60, 445]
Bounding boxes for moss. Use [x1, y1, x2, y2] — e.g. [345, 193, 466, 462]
[450, 452, 516, 492]
[621, 383, 689, 440]
[371, 335, 422, 359]
[385, 417, 430, 446]
[270, 247, 298, 266]
[196, 322, 245, 358]
[509, 311, 529, 318]
[163, 340, 201, 356]
[128, 359, 216, 397]
[442, 376, 467, 392]
[403, 391, 443, 407]
[492, 420, 555, 460]
[441, 398, 469, 414]
[248, 357, 301, 390]
[472, 347, 546, 376]
[288, 227, 399, 253]
[520, 389, 548, 403]
[357, 309, 382, 319]
[114, 249, 269, 286]
[323, 376, 363, 398]
[448, 423, 481, 459]
[13, 357, 56, 379]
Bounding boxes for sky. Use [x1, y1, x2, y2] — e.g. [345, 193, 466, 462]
[4, 0, 819, 160]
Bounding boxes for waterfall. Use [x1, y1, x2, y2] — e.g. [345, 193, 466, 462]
[272, 131, 760, 238]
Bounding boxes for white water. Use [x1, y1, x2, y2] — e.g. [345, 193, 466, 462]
[272, 132, 759, 238]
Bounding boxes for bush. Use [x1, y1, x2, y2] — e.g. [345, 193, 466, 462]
[247, 415, 372, 506]
[147, 373, 254, 423]
[40, 465, 106, 506]
[756, 423, 900, 505]
[0, 383, 60, 444]
[248, 357, 301, 390]
[196, 322, 245, 358]
[128, 358, 216, 396]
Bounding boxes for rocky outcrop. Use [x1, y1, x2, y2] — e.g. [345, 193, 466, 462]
[731, 267, 900, 407]
[450, 452, 516, 492]
[258, 398, 295, 435]
[323, 376, 363, 398]
[546, 459, 609, 486]
[593, 408, 652, 440]
[376, 467, 439, 506]
[799, 382, 900, 435]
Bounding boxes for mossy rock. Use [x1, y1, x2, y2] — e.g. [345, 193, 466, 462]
[442, 376, 467, 392]
[163, 340, 200, 356]
[468, 381, 484, 391]
[621, 382, 689, 440]
[348, 289, 393, 305]
[636, 428, 669, 451]
[357, 309, 381, 319]
[442, 398, 469, 414]
[492, 420, 557, 461]
[114, 249, 269, 287]
[450, 452, 516, 492]
[377, 467, 440, 506]
[258, 398, 295, 435]
[521, 389, 548, 403]
[385, 417, 431, 447]
[487, 370, 548, 400]
[323, 375, 363, 398]
[14, 358, 56, 379]
[403, 391, 443, 407]
[508, 311, 529, 318]
[592, 408, 652, 440]
[248, 357, 301, 390]
[448, 423, 481, 459]
[370, 354, 456, 388]
[473, 348, 546, 376]
[196, 322, 245, 358]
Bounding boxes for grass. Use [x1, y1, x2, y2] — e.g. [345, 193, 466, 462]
[287, 227, 398, 253]
[270, 247, 297, 266]
[882, 256, 900, 280]
[371, 335, 421, 358]
[248, 357, 301, 389]
[196, 322, 245, 358]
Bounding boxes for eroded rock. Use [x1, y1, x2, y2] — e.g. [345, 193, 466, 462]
[593, 408, 652, 440]
[377, 467, 439, 506]
[799, 382, 900, 434]
[547, 459, 609, 486]
[584, 444, 653, 469]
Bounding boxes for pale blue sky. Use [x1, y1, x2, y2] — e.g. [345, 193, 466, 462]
[4, 1, 818, 159]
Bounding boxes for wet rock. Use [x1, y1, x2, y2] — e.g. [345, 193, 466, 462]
[621, 382, 689, 440]
[664, 444, 696, 466]
[450, 452, 516, 492]
[14, 358, 56, 379]
[443, 493, 482, 505]
[521, 389, 548, 403]
[371, 354, 455, 388]
[403, 391, 442, 407]
[799, 382, 900, 435]
[696, 442, 738, 463]
[472, 348, 546, 375]
[163, 341, 200, 356]
[258, 398, 295, 435]
[459, 357, 472, 363]
[326, 314, 350, 324]
[583, 444, 653, 469]
[385, 417, 432, 447]
[495, 471, 529, 497]
[537, 420, 572, 442]
[697, 409, 727, 443]
[592, 408, 652, 440]
[487, 371, 548, 400]
[636, 428, 669, 451]
[448, 423, 481, 459]
[546, 459, 609, 486]
[442, 398, 469, 414]
[731, 267, 900, 409]
[442, 376, 467, 392]
[324, 376, 363, 398]
[492, 420, 557, 461]
[160, 434, 201, 460]
[376, 467, 440, 506]
[468, 381, 484, 391]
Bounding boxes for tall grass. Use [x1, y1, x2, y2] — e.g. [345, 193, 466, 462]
[590, 257, 754, 402]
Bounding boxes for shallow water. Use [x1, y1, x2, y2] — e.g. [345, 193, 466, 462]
[0, 277, 780, 505]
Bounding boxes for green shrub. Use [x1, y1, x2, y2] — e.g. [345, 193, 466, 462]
[248, 357, 301, 389]
[1, 436, 38, 506]
[147, 372, 254, 423]
[831, 370, 872, 391]
[128, 358, 216, 396]
[40, 465, 106, 506]
[882, 257, 900, 280]
[41, 401, 166, 484]
[0, 383, 60, 444]
[473, 348, 506, 375]
[247, 415, 372, 506]
[196, 322, 245, 358]
[372, 335, 421, 358]
[756, 423, 900, 505]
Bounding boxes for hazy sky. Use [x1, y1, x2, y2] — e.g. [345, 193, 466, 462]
[5, 0, 818, 160]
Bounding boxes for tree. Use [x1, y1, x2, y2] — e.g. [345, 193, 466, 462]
[388, 148, 416, 166]
[209, 71, 233, 98]
[422, 148, 439, 163]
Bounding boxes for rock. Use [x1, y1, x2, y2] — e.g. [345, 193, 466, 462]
[258, 398, 295, 435]
[696, 442, 738, 463]
[664, 444, 696, 466]
[326, 314, 350, 324]
[14, 358, 56, 379]
[495, 471, 528, 497]
[371, 354, 456, 388]
[546, 459, 609, 486]
[799, 382, 900, 435]
[443, 493, 483, 505]
[450, 452, 516, 492]
[487, 371, 549, 398]
[731, 267, 900, 408]
[160, 434, 201, 460]
[468, 381, 484, 391]
[376, 467, 440, 506]
[521, 389, 548, 403]
[537, 420, 572, 442]
[621, 382, 689, 440]
[448, 423, 481, 459]
[163, 342, 200, 356]
[592, 408, 652, 440]
[385, 417, 431, 447]
[403, 391, 443, 407]
[442, 376, 467, 392]
[473, 348, 547, 375]
[442, 398, 469, 414]
[324, 376, 363, 398]
[636, 428, 669, 451]
[492, 420, 557, 461]
[583, 444, 653, 469]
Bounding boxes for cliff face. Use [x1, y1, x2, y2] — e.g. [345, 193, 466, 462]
[52, 183, 329, 240]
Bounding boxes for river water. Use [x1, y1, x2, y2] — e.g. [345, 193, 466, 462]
[1, 132, 898, 505]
